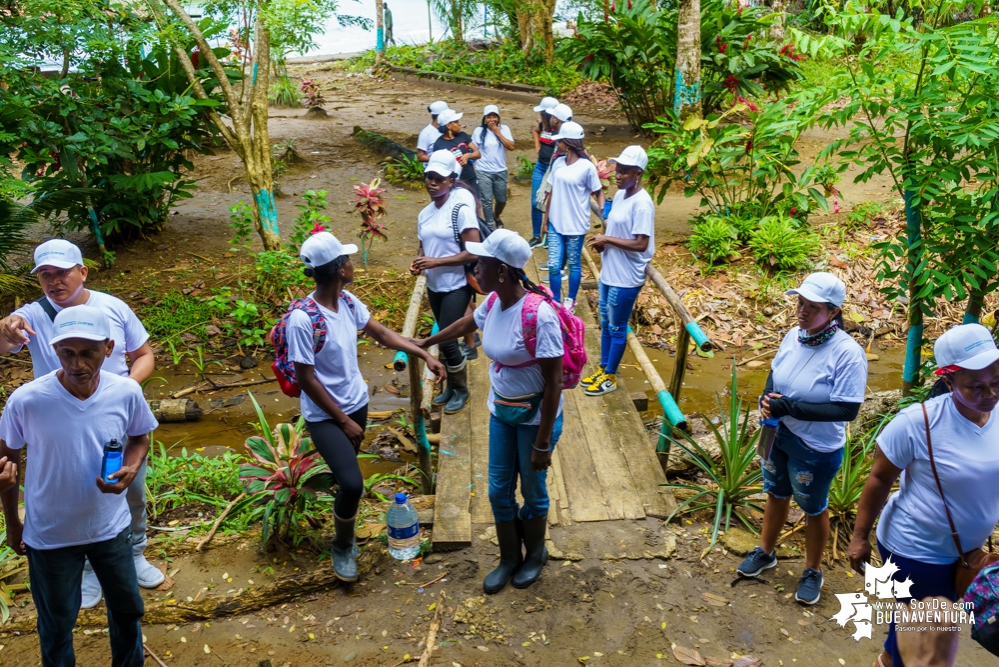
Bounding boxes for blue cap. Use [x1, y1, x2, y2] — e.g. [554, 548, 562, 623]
[395, 492, 408, 504]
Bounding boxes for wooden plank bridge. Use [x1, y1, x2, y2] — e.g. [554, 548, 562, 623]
[430, 249, 678, 548]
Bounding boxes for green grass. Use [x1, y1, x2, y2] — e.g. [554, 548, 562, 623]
[138, 290, 219, 340]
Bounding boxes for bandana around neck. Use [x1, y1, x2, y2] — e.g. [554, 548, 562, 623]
[798, 320, 839, 347]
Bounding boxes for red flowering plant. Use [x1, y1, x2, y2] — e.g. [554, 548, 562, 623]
[239, 393, 335, 546]
[594, 160, 617, 192]
[352, 178, 388, 267]
[299, 78, 326, 109]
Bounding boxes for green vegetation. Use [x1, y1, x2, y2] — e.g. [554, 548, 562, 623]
[828, 415, 891, 540]
[748, 214, 821, 272]
[384, 154, 426, 188]
[269, 75, 303, 107]
[139, 292, 220, 341]
[687, 216, 738, 268]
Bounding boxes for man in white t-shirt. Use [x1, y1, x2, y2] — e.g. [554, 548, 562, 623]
[0, 305, 159, 667]
[0, 239, 162, 607]
[417, 100, 449, 163]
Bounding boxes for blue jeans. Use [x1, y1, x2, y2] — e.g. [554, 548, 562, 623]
[761, 425, 843, 515]
[27, 527, 144, 667]
[548, 230, 584, 304]
[488, 413, 564, 523]
[530, 160, 547, 238]
[877, 540, 958, 667]
[478, 170, 508, 230]
[598, 281, 642, 375]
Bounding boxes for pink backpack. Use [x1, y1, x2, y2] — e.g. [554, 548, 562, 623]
[486, 285, 587, 389]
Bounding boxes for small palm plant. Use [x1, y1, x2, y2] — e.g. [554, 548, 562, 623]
[663, 365, 764, 552]
[352, 178, 388, 267]
[239, 392, 335, 546]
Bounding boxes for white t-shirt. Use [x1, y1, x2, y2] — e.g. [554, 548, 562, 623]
[287, 291, 371, 422]
[472, 125, 513, 174]
[770, 328, 867, 452]
[600, 189, 655, 288]
[876, 395, 999, 564]
[418, 195, 478, 293]
[474, 294, 564, 426]
[418, 123, 440, 155]
[548, 156, 602, 236]
[12, 290, 149, 379]
[0, 371, 158, 549]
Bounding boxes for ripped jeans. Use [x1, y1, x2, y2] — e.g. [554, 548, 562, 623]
[761, 425, 843, 516]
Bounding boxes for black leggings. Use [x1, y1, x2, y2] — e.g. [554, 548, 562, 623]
[306, 404, 368, 520]
[428, 284, 474, 367]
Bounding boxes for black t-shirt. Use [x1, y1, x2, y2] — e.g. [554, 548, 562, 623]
[433, 131, 477, 183]
[536, 123, 556, 166]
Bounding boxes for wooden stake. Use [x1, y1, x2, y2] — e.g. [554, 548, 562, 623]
[417, 589, 447, 667]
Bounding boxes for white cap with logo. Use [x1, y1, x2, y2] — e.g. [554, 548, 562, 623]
[610, 145, 649, 170]
[428, 100, 449, 115]
[50, 305, 111, 345]
[934, 323, 999, 374]
[533, 96, 558, 113]
[483, 104, 500, 116]
[786, 272, 846, 307]
[300, 232, 357, 269]
[436, 109, 463, 126]
[466, 229, 532, 270]
[551, 121, 584, 141]
[32, 239, 84, 274]
[550, 103, 573, 122]
[425, 150, 460, 178]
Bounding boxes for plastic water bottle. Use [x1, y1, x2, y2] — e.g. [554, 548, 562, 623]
[386, 492, 421, 560]
[101, 439, 123, 483]
[601, 199, 612, 220]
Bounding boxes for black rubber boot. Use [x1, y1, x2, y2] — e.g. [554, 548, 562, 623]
[511, 513, 548, 589]
[432, 354, 453, 406]
[483, 521, 523, 594]
[444, 360, 469, 414]
[331, 512, 359, 582]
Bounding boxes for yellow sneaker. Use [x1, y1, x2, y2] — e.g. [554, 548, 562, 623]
[581, 366, 606, 387]
[585, 373, 617, 396]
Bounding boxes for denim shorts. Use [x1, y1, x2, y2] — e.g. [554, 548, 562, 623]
[761, 425, 843, 516]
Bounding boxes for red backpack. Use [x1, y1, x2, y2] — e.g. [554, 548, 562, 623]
[270, 294, 354, 397]
[485, 285, 587, 389]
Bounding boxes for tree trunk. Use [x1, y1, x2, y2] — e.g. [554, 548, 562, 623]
[770, 0, 787, 41]
[452, 0, 464, 42]
[674, 0, 702, 120]
[376, 0, 384, 64]
[518, 10, 534, 54]
[965, 292, 986, 324]
[538, 0, 558, 65]
[901, 189, 923, 396]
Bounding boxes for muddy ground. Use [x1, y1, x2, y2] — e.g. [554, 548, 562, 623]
[2, 66, 994, 666]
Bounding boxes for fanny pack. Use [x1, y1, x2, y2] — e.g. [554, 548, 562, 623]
[492, 390, 543, 426]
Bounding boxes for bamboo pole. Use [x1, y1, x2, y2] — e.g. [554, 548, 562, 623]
[644, 264, 713, 352]
[393, 274, 433, 492]
[394, 274, 427, 371]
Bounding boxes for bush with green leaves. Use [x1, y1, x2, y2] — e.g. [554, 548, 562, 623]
[828, 414, 891, 538]
[687, 216, 739, 267]
[383, 154, 426, 188]
[268, 74, 302, 107]
[748, 214, 820, 272]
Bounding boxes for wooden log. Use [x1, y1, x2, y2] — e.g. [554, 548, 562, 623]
[394, 274, 427, 371]
[644, 264, 713, 352]
[148, 399, 203, 423]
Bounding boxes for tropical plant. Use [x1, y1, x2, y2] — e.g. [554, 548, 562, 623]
[268, 74, 302, 107]
[663, 366, 764, 552]
[364, 471, 421, 502]
[514, 155, 535, 182]
[288, 190, 331, 250]
[383, 154, 426, 187]
[352, 178, 389, 267]
[299, 78, 326, 109]
[687, 216, 738, 267]
[166, 340, 190, 366]
[0, 528, 28, 624]
[239, 393, 335, 546]
[748, 214, 820, 272]
[827, 414, 892, 549]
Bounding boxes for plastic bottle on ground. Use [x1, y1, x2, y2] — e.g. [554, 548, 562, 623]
[386, 492, 421, 560]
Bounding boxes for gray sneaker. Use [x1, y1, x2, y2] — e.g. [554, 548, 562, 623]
[736, 546, 777, 578]
[795, 567, 824, 605]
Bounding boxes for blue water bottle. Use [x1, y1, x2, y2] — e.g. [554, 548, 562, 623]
[758, 395, 779, 459]
[601, 199, 612, 220]
[101, 439, 123, 483]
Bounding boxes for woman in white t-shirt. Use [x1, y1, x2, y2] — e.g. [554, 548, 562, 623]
[849, 324, 999, 667]
[291, 232, 444, 582]
[583, 145, 654, 397]
[416, 230, 564, 594]
[410, 150, 483, 415]
[736, 272, 867, 606]
[542, 121, 604, 313]
[472, 104, 515, 230]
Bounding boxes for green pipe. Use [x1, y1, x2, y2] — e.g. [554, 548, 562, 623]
[656, 389, 686, 455]
[393, 322, 438, 370]
[684, 321, 710, 351]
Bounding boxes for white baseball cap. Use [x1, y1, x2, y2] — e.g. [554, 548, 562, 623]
[533, 96, 558, 113]
[428, 100, 449, 115]
[483, 104, 500, 116]
[934, 324, 999, 375]
[50, 305, 111, 345]
[425, 149, 460, 178]
[436, 109, 462, 126]
[466, 229, 532, 270]
[31, 239, 84, 273]
[610, 145, 649, 170]
[786, 272, 846, 307]
[300, 232, 357, 268]
[550, 103, 573, 122]
[551, 121, 584, 141]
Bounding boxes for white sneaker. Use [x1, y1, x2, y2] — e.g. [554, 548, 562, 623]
[539, 265, 550, 272]
[134, 553, 165, 588]
[562, 297, 576, 314]
[81, 567, 103, 609]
